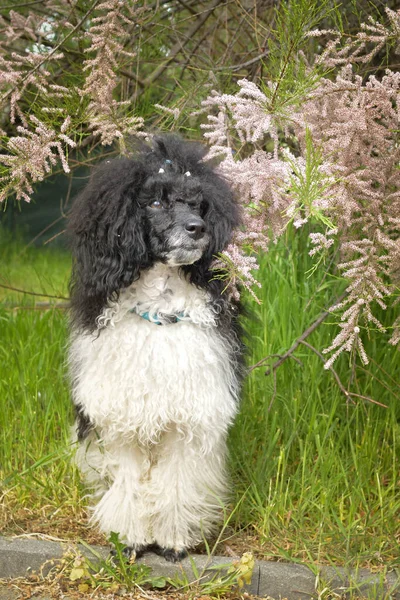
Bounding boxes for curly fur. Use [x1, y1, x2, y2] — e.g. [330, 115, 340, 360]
[68, 134, 244, 562]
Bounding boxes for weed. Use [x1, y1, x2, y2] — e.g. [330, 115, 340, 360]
[60, 533, 255, 597]
[65, 533, 168, 594]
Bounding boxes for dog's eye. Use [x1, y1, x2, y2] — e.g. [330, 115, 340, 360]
[150, 199, 162, 209]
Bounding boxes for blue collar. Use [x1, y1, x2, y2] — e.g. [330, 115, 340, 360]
[130, 308, 185, 326]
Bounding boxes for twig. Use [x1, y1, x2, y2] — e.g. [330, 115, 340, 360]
[260, 292, 347, 376]
[120, 68, 145, 88]
[3, 302, 70, 310]
[218, 11, 248, 67]
[300, 341, 387, 408]
[299, 340, 355, 404]
[175, 0, 198, 16]
[0, 283, 69, 301]
[348, 393, 388, 408]
[250, 356, 302, 412]
[249, 353, 302, 372]
[43, 229, 66, 245]
[215, 51, 269, 71]
[175, 22, 217, 84]
[22, 215, 66, 251]
[0, 0, 48, 8]
[134, 0, 222, 99]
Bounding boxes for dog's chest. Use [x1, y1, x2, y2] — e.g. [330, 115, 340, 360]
[97, 263, 217, 328]
[70, 266, 238, 442]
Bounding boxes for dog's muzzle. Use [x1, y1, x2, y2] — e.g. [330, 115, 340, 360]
[165, 216, 209, 266]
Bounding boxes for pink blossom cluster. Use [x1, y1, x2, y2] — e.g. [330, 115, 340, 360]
[81, 0, 144, 146]
[0, 9, 67, 125]
[202, 81, 278, 155]
[0, 116, 75, 203]
[200, 80, 295, 303]
[311, 8, 400, 68]
[212, 244, 261, 303]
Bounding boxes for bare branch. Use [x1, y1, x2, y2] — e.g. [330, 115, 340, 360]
[299, 340, 355, 403]
[300, 341, 388, 408]
[0, 283, 69, 301]
[135, 0, 223, 96]
[214, 50, 268, 71]
[0, 0, 47, 8]
[260, 292, 347, 376]
[3, 302, 69, 310]
[249, 353, 302, 372]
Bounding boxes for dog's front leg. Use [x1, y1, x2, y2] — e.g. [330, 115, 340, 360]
[146, 427, 228, 561]
[86, 441, 153, 555]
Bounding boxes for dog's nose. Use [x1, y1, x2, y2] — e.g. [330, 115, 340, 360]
[185, 218, 206, 240]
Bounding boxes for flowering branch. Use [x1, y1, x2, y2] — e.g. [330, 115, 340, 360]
[0, 1, 100, 116]
[201, 9, 400, 366]
[0, 116, 75, 202]
[310, 8, 400, 68]
[80, 0, 145, 146]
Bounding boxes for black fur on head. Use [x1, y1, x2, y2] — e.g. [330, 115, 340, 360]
[68, 134, 240, 330]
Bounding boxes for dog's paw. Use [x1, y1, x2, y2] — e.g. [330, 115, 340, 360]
[148, 544, 188, 563]
[111, 544, 147, 562]
[163, 548, 188, 563]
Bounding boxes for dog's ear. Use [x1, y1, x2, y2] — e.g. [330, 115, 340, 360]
[199, 169, 240, 263]
[183, 166, 240, 288]
[68, 157, 151, 317]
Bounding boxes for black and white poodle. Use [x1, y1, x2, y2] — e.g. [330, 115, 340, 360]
[68, 134, 244, 563]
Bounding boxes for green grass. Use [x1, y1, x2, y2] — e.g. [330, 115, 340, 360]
[0, 232, 83, 534]
[229, 228, 400, 569]
[0, 227, 399, 572]
[0, 231, 71, 304]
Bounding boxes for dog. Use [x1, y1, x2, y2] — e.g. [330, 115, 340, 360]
[68, 134, 244, 563]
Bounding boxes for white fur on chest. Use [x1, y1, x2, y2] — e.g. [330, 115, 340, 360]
[70, 265, 238, 447]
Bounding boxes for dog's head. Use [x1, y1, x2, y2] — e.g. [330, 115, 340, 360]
[137, 161, 209, 267]
[69, 134, 240, 326]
